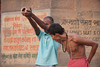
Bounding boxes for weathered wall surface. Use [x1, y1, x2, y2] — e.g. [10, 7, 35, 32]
[1, 0, 100, 67]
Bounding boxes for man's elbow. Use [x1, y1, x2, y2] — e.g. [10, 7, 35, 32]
[96, 43, 98, 48]
[94, 43, 98, 49]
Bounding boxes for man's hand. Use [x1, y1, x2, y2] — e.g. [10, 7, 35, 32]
[21, 7, 48, 30]
[87, 59, 91, 64]
[21, 7, 32, 17]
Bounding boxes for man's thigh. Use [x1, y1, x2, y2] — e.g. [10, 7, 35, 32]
[36, 65, 56, 67]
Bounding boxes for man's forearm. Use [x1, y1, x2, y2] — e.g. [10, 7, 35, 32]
[31, 13, 47, 30]
[88, 43, 98, 63]
[27, 17, 40, 35]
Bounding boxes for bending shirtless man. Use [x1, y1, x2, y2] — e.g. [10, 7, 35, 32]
[47, 23, 98, 67]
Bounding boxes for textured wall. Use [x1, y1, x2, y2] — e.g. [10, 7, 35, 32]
[1, 0, 100, 67]
[1, 0, 51, 12]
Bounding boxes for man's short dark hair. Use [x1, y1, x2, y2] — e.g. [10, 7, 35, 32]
[43, 16, 54, 23]
[47, 23, 64, 35]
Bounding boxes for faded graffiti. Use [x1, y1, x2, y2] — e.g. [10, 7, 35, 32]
[60, 19, 100, 42]
[1, 9, 50, 64]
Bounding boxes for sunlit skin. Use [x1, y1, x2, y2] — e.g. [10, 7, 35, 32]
[51, 33, 85, 58]
[51, 32, 98, 64]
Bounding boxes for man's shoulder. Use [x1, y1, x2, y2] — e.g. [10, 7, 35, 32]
[68, 33, 82, 42]
[69, 33, 81, 38]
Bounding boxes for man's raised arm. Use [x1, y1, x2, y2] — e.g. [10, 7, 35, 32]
[26, 17, 40, 35]
[21, 8, 47, 30]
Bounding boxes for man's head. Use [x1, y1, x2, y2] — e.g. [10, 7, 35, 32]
[43, 16, 54, 28]
[47, 23, 65, 41]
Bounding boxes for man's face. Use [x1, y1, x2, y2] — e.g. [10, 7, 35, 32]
[43, 18, 52, 28]
[51, 34, 61, 43]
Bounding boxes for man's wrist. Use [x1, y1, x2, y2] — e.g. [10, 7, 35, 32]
[87, 59, 91, 64]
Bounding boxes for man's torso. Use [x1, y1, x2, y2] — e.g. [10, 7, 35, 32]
[66, 34, 86, 59]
